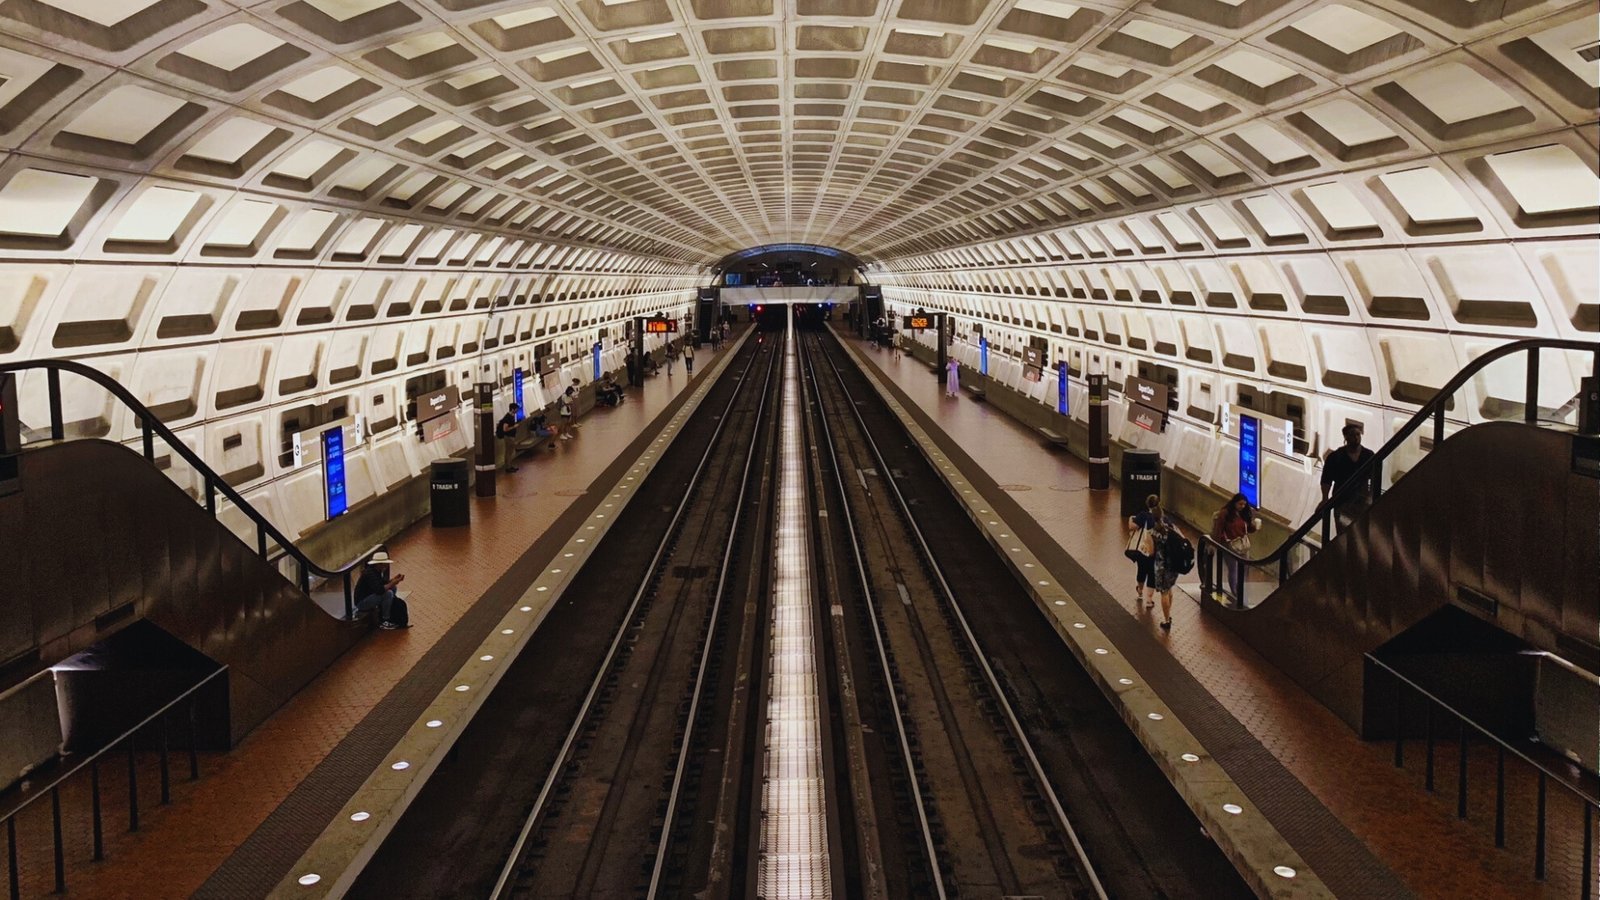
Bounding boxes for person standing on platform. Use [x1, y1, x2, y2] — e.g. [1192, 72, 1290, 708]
[944, 356, 960, 397]
[558, 387, 575, 441]
[1320, 424, 1374, 533]
[496, 403, 520, 473]
[665, 340, 678, 375]
[683, 338, 696, 377]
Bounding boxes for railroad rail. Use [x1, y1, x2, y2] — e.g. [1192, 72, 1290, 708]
[489, 336, 780, 899]
[799, 330, 1108, 899]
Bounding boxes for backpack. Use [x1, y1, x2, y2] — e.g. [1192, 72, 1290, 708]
[1166, 530, 1195, 575]
[386, 595, 408, 628]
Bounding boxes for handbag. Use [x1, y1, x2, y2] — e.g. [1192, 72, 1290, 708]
[1124, 524, 1148, 561]
[1227, 534, 1251, 555]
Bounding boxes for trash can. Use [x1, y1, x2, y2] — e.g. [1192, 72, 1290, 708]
[1121, 449, 1162, 518]
[430, 457, 470, 527]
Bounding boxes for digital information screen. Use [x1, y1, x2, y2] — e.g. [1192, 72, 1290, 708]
[513, 368, 525, 421]
[979, 337, 989, 375]
[323, 426, 347, 519]
[904, 314, 933, 330]
[644, 317, 677, 334]
[1057, 361, 1069, 415]
[1239, 413, 1261, 508]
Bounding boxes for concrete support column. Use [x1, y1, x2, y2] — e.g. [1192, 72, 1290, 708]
[1087, 373, 1110, 491]
[474, 381, 496, 497]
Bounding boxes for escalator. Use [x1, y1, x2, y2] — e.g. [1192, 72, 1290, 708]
[1200, 339, 1600, 741]
[0, 361, 372, 771]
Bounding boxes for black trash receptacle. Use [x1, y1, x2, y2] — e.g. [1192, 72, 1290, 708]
[1121, 449, 1162, 518]
[430, 457, 470, 527]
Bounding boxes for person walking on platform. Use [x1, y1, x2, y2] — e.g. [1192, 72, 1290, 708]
[1126, 494, 1164, 612]
[1320, 423, 1374, 533]
[665, 341, 678, 375]
[944, 356, 960, 397]
[496, 403, 520, 473]
[684, 339, 696, 377]
[1151, 519, 1189, 630]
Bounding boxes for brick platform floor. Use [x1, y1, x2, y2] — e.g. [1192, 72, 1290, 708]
[0, 345, 737, 900]
[853, 335, 1588, 900]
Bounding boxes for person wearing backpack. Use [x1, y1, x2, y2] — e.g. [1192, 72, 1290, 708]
[354, 551, 410, 629]
[1151, 520, 1193, 631]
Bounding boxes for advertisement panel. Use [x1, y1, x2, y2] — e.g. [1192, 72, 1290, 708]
[322, 426, 347, 519]
[1239, 413, 1261, 507]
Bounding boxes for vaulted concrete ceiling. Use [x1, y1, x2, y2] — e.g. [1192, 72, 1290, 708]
[0, 0, 1594, 266]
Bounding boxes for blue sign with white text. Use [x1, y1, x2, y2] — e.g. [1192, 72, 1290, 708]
[513, 368, 525, 421]
[980, 338, 989, 375]
[593, 343, 601, 380]
[1057, 361, 1069, 414]
[322, 426, 347, 519]
[1239, 414, 1260, 508]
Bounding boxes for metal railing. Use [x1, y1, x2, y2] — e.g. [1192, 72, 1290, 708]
[1366, 655, 1598, 898]
[1, 666, 229, 900]
[1200, 339, 1600, 609]
[0, 359, 376, 618]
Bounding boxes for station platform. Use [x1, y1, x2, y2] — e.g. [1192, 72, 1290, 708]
[839, 329, 1574, 900]
[6, 336, 744, 900]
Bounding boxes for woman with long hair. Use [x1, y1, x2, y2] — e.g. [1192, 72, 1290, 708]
[1211, 493, 1258, 600]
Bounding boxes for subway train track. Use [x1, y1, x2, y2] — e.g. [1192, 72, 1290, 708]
[354, 321, 1250, 899]
[800, 329, 1104, 899]
[348, 335, 778, 899]
[801, 325, 1253, 899]
[489, 334, 781, 899]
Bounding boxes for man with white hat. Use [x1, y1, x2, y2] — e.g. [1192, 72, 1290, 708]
[354, 550, 407, 629]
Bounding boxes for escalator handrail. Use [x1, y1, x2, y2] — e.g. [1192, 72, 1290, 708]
[1199, 337, 1600, 574]
[0, 357, 374, 610]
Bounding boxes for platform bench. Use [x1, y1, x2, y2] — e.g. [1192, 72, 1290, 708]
[964, 383, 987, 401]
[1037, 426, 1069, 448]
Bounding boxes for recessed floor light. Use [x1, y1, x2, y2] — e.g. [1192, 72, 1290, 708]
[426, 720, 443, 728]
[1094, 648, 1108, 655]
[1118, 678, 1134, 685]
[1147, 712, 1164, 721]
[391, 761, 410, 771]
[298, 874, 321, 886]
[350, 811, 370, 822]
[479, 655, 493, 661]
[1274, 866, 1296, 878]
[1181, 752, 1200, 762]
[1223, 803, 1243, 815]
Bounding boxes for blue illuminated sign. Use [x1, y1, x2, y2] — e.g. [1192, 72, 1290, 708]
[513, 368, 525, 422]
[980, 338, 989, 375]
[1239, 413, 1261, 508]
[322, 426, 347, 519]
[1057, 361, 1069, 415]
[592, 342, 601, 381]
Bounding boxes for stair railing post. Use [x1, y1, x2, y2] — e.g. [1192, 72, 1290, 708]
[1524, 347, 1539, 425]
[47, 367, 64, 441]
